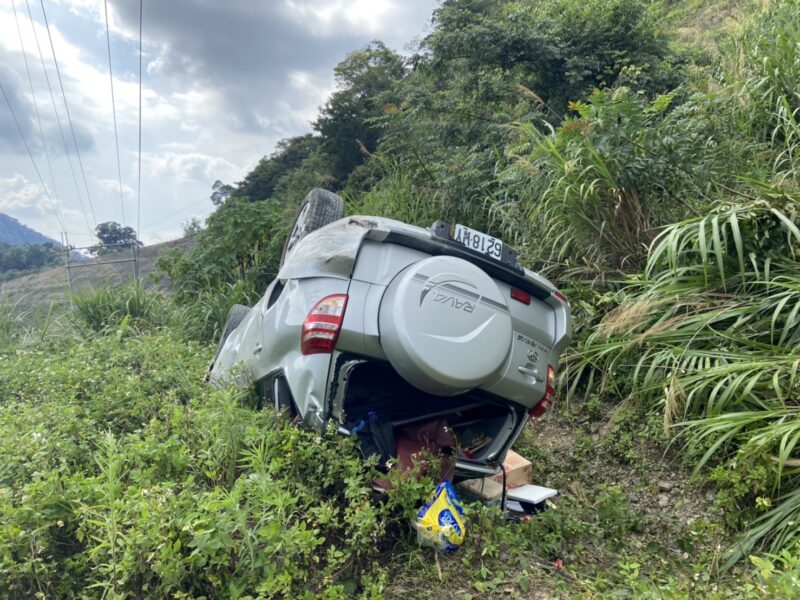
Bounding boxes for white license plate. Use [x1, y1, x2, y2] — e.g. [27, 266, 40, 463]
[453, 224, 503, 261]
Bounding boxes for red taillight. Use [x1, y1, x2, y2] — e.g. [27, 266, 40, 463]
[530, 364, 556, 419]
[553, 290, 569, 305]
[511, 287, 532, 305]
[301, 294, 348, 355]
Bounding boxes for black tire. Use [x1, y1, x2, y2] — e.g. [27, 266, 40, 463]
[215, 304, 250, 356]
[205, 304, 250, 381]
[280, 188, 344, 266]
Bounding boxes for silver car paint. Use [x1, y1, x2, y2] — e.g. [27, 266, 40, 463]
[210, 215, 572, 473]
[277, 216, 424, 282]
[212, 276, 349, 428]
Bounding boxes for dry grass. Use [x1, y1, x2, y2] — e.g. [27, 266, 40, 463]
[0, 236, 195, 309]
[596, 298, 660, 338]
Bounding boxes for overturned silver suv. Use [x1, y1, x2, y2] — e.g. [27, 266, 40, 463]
[209, 189, 572, 479]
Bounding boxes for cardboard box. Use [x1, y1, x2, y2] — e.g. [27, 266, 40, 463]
[456, 449, 534, 503]
[457, 476, 504, 502]
[489, 449, 532, 489]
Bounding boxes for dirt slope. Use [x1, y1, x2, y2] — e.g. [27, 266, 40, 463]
[0, 236, 195, 308]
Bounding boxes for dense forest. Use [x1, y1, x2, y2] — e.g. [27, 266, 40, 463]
[0, 241, 58, 278]
[3, 0, 800, 596]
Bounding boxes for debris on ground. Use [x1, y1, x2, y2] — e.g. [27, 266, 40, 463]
[414, 481, 467, 552]
[490, 449, 533, 488]
[457, 448, 559, 521]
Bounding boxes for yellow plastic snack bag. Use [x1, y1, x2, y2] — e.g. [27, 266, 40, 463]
[413, 481, 467, 552]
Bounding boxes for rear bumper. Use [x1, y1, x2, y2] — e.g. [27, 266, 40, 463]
[325, 350, 529, 479]
[382, 228, 554, 301]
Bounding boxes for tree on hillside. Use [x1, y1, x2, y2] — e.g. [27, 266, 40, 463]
[210, 180, 235, 206]
[91, 221, 142, 255]
[314, 41, 405, 184]
[0, 242, 58, 273]
[371, 0, 683, 230]
[234, 135, 321, 202]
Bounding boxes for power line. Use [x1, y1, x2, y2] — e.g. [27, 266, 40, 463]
[136, 0, 143, 242]
[103, 0, 126, 227]
[0, 79, 64, 232]
[23, 0, 93, 238]
[39, 0, 97, 228]
[11, 0, 65, 230]
[140, 197, 211, 232]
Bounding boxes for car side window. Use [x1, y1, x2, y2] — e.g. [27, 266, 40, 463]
[266, 280, 285, 310]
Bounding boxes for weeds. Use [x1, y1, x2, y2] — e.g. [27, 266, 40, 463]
[4, 0, 800, 594]
[71, 284, 170, 334]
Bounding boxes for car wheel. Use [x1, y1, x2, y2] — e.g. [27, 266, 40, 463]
[215, 304, 250, 355]
[280, 188, 344, 266]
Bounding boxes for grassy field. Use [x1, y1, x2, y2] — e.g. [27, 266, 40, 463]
[0, 236, 195, 310]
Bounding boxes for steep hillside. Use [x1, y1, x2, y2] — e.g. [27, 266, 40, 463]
[0, 213, 59, 246]
[3, 0, 800, 597]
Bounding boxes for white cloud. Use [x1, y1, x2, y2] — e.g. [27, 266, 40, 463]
[0, 172, 96, 243]
[281, 0, 397, 37]
[93, 176, 135, 199]
[0, 0, 439, 244]
[140, 151, 238, 183]
[0, 173, 48, 212]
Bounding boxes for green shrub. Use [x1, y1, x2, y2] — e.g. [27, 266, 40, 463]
[71, 284, 170, 334]
[566, 197, 800, 564]
[0, 332, 439, 597]
[158, 198, 289, 303]
[501, 87, 733, 274]
[174, 280, 259, 343]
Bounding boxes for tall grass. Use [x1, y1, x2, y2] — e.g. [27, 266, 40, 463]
[174, 280, 258, 343]
[71, 281, 258, 343]
[733, 0, 800, 186]
[564, 198, 800, 564]
[0, 300, 27, 347]
[0, 299, 67, 347]
[499, 87, 725, 277]
[345, 158, 446, 227]
[71, 284, 171, 334]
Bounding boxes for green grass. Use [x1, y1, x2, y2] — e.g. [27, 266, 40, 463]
[6, 0, 800, 596]
[0, 324, 795, 597]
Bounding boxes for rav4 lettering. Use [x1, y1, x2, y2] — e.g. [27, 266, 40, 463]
[432, 291, 476, 313]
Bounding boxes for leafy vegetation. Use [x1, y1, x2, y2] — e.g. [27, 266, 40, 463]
[4, 0, 800, 596]
[0, 241, 59, 272]
[90, 222, 142, 256]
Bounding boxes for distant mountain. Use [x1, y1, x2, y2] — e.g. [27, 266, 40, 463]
[0, 213, 60, 247]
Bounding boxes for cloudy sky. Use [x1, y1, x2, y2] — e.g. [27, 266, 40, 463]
[0, 0, 437, 246]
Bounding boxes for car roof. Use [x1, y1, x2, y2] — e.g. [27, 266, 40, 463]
[278, 216, 430, 281]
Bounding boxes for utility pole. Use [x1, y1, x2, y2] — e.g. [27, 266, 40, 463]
[61, 232, 74, 297]
[132, 240, 140, 284]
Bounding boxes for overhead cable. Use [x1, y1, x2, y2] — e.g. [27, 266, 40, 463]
[136, 0, 143, 242]
[0, 79, 65, 232]
[39, 0, 97, 227]
[103, 0, 126, 226]
[23, 0, 93, 237]
[140, 197, 211, 232]
[11, 0, 65, 229]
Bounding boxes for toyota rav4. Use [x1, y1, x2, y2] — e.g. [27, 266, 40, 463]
[209, 188, 572, 479]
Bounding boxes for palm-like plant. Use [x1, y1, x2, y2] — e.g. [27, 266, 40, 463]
[566, 197, 800, 563]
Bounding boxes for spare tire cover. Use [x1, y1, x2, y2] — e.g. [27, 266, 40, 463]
[379, 256, 512, 395]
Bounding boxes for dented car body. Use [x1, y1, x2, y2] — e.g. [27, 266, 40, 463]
[210, 197, 571, 479]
